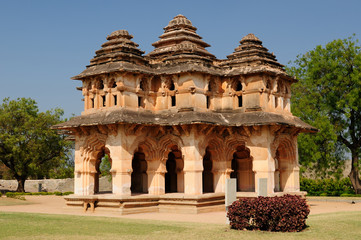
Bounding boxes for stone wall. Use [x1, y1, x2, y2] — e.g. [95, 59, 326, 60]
[0, 177, 112, 193]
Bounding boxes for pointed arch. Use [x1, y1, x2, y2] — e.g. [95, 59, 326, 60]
[272, 134, 297, 192]
[224, 135, 254, 192]
[224, 135, 249, 162]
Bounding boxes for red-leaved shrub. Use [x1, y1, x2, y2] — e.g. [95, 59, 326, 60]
[227, 194, 310, 232]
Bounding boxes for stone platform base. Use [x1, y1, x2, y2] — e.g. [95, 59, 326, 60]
[65, 192, 228, 214]
[64, 191, 306, 215]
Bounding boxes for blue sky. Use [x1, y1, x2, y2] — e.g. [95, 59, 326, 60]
[1, 0, 360, 118]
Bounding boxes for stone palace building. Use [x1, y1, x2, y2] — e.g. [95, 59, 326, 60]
[54, 15, 316, 213]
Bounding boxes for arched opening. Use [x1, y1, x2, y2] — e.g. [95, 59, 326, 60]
[171, 95, 176, 107]
[275, 142, 294, 192]
[138, 96, 144, 108]
[169, 81, 176, 107]
[94, 148, 112, 194]
[138, 79, 146, 108]
[207, 81, 212, 109]
[99, 81, 104, 90]
[236, 82, 243, 108]
[202, 148, 214, 193]
[165, 145, 183, 193]
[230, 145, 254, 192]
[102, 95, 106, 107]
[113, 95, 117, 106]
[131, 151, 148, 194]
[275, 96, 278, 108]
[169, 81, 175, 91]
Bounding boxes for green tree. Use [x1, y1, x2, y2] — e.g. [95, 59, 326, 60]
[288, 36, 361, 192]
[0, 98, 72, 192]
[99, 154, 112, 182]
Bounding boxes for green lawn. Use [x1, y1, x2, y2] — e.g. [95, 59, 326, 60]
[0, 211, 360, 240]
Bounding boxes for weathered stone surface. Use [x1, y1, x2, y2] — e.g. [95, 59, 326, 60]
[54, 108, 316, 132]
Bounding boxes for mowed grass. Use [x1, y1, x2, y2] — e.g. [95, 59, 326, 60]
[0, 211, 360, 240]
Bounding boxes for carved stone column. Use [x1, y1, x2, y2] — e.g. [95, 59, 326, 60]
[182, 145, 203, 195]
[109, 145, 132, 195]
[147, 159, 166, 195]
[175, 157, 184, 193]
[249, 143, 275, 195]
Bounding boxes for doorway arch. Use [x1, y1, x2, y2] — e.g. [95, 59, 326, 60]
[165, 145, 183, 193]
[94, 147, 112, 194]
[131, 150, 148, 194]
[230, 145, 254, 192]
[202, 148, 214, 193]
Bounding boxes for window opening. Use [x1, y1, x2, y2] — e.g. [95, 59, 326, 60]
[208, 82, 212, 92]
[236, 82, 242, 91]
[169, 81, 175, 91]
[102, 95, 106, 107]
[171, 95, 176, 107]
[99, 81, 104, 90]
[236, 82, 243, 108]
[238, 95, 242, 107]
[114, 95, 117, 106]
[206, 96, 210, 109]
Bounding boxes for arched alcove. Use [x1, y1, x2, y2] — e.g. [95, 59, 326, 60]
[94, 147, 112, 194]
[131, 151, 148, 194]
[202, 148, 214, 193]
[275, 143, 294, 192]
[165, 145, 183, 193]
[230, 145, 254, 192]
[236, 81, 243, 107]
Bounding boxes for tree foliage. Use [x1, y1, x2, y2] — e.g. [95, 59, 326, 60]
[99, 154, 112, 182]
[0, 98, 73, 192]
[287, 35, 361, 191]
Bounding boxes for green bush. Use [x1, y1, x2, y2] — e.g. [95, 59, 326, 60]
[4, 191, 73, 197]
[5, 192, 26, 200]
[300, 177, 354, 196]
[5, 192, 15, 198]
[0, 192, 2, 197]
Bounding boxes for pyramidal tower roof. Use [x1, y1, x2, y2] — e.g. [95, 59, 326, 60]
[223, 33, 284, 71]
[147, 14, 216, 65]
[89, 30, 146, 66]
[72, 30, 148, 79]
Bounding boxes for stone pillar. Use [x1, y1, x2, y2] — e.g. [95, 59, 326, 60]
[212, 161, 229, 193]
[282, 166, 300, 192]
[175, 158, 184, 193]
[111, 157, 132, 195]
[74, 144, 98, 195]
[108, 142, 132, 195]
[182, 145, 203, 195]
[147, 160, 166, 195]
[248, 128, 275, 195]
